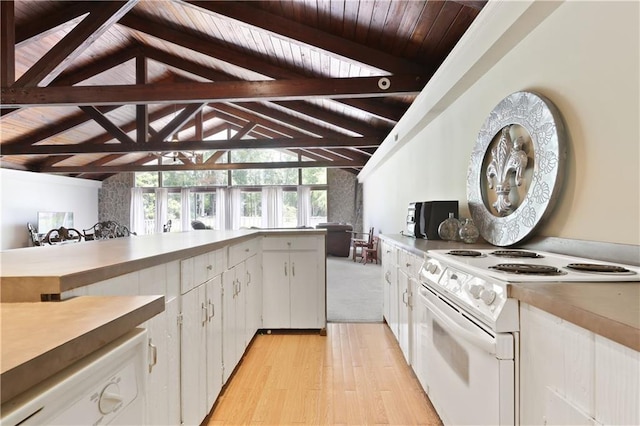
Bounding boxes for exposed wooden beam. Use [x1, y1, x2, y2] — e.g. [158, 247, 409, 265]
[1, 0, 15, 86]
[119, 12, 407, 122]
[40, 159, 368, 174]
[186, 1, 425, 75]
[14, 1, 139, 87]
[136, 54, 148, 143]
[148, 103, 206, 143]
[1, 136, 381, 156]
[1, 75, 425, 107]
[79, 106, 136, 145]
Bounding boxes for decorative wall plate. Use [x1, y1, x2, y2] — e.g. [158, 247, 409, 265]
[467, 91, 566, 246]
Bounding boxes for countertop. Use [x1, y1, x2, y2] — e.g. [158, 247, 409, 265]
[0, 228, 326, 302]
[0, 295, 165, 404]
[380, 234, 640, 352]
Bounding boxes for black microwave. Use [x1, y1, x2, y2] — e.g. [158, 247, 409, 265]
[406, 200, 459, 239]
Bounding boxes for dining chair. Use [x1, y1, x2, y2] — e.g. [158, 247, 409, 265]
[351, 226, 374, 262]
[361, 236, 380, 264]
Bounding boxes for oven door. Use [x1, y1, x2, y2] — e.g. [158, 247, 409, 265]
[417, 284, 515, 426]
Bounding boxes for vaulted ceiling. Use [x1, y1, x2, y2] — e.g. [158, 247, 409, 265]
[0, 0, 485, 180]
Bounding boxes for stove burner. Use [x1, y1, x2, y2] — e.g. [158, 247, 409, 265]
[566, 263, 634, 274]
[447, 250, 483, 257]
[489, 263, 566, 275]
[490, 250, 542, 258]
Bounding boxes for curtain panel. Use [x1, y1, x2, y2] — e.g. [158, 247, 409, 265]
[229, 187, 242, 230]
[181, 188, 191, 232]
[130, 187, 145, 235]
[261, 186, 283, 228]
[155, 188, 168, 234]
[297, 185, 311, 227]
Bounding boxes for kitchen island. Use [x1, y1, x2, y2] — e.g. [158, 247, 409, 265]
[0, 228, 327, 425]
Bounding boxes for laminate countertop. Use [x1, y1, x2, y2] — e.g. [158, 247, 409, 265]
[0, 228, 326, 302]
[381, 234, 640, 352]
[0, 295, 165, 404]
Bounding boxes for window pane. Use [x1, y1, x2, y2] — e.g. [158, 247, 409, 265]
[163, 170, 196, 187]
[240, 191, 261, 228]
[231, 168, 298, 186]
[301, 167, 327, 184]
[231, 149, 297, 163]
[136, 172, 158, 187]
[143, 193, 156, 234]
[283, 190, 298, 228]
[167, 193, 181, 232]
[310, 189, 327, 227]
[193, 169, 227, 186]
[191, 192, 217, 229]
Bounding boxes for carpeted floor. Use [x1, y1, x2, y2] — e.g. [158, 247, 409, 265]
[326, 254, 383, 323]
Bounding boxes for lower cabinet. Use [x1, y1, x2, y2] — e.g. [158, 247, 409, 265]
[520, 303, 640, 426]
[262, 235, 326, 329]
[222, 260, 246, 383]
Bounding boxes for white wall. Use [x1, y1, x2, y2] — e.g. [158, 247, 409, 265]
[359, 1, 639, 246]
[0, 169, 101, 250]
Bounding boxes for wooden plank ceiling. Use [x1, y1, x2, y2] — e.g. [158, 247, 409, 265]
[0, 0, 485, 180]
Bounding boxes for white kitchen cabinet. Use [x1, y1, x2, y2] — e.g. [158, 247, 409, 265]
[381, 240, 397, 331]
[222, 260, 246, 383]
[244, 253, 262, 345]
[180, 282, 208, 426]
[396, 250, 421, 365]
[205, 275, 223, 410]
[261, 235, 326, 330]
[520, 303, 640, 425]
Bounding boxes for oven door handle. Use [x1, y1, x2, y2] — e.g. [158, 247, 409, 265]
[421, 289, 496, 355]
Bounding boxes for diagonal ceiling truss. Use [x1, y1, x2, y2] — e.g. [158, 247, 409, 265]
[0, 0, 485, 179]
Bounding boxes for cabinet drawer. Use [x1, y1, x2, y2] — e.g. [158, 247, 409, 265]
[398, 249, 422, 277]
[262, 235, 320, 251]
[228, 238, 258, 267]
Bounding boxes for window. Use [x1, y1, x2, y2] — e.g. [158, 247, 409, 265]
[191, 192, 217, 229]
[283, 190, 298, 228]
[310, 189, 327, 226]
[240, 191, 261, 228]
[167, 193, 181, 231]
[142, 192, 156, 234]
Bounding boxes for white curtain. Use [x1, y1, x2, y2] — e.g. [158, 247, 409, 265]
[229, 187, 242, 230]
[297, 185, 311, 228]
[155, 188, 168, 233]
[130, 187, 145, 235]
[216, 188, 227, 230]
[181, 188, 191, 232]
[261, 186, 283, 229]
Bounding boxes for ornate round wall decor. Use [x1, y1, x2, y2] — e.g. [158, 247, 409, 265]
[467, 91, 566, 246]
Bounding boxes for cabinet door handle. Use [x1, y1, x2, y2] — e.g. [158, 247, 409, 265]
[206, 264, 212, 271]
[292, 262, 295, 277]
[148, 339, 158, 373]
[402, 290, 408, 306]
[202, 302, 208, 326]
[246, 270, 251, 284]
[284, 262, 288, 276]
[208, 300, 215, 321]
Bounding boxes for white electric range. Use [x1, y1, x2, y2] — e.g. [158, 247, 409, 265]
[415, 248, 639, 426]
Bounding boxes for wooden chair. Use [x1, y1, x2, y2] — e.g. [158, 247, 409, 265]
[43, 226, 83, 244]
[351, 226, 374, 262]
[361, 236, 379, 264]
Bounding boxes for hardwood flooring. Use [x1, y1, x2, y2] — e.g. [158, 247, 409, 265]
[207, 323, 442, 425]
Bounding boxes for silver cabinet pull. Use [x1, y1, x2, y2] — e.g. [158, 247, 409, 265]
[208, 300, 215, 321]
[246, 270, 251, 284]
[284, 262, 288, 276]
[201, 302, 208, 326]
[292, 262, 295, 277]
[148, 339, 158, 373]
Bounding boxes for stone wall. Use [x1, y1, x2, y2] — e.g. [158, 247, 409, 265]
[99, 173, 134, 228]
[327, 168, 362, 232]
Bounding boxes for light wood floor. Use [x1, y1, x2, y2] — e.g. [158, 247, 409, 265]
[207, 323, 442, 425]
